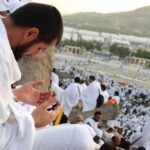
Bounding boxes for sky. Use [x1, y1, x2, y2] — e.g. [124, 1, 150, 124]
[32, 0, 150, 15]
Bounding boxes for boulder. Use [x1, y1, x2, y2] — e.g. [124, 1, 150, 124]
[17, 48, 54, 90]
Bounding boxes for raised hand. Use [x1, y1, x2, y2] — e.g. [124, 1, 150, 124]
[13, 80, 57, 106]
[32, 101, 60, 128]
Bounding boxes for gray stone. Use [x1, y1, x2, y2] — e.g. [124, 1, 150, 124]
[17, 48, 54, 90]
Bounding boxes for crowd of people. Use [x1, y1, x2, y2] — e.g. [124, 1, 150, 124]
[51, 60, 150, 149]
[0, 0, 150, 150]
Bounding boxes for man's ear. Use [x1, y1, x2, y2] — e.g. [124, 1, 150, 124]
[23, 27, 39, 42]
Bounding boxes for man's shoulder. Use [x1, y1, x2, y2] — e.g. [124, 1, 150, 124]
[85, 117, 93, 123]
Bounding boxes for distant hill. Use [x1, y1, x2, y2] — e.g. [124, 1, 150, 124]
[63, 6, 150, 38]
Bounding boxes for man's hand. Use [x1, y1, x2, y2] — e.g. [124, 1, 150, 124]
[32, 102, 60, 128]
[13, 80, 57, 106]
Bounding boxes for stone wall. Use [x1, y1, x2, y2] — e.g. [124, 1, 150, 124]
[17, 48, 54, 90]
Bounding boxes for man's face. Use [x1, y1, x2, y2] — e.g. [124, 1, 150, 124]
[94, 114, 100, 122]
[12, 39, 57, 61]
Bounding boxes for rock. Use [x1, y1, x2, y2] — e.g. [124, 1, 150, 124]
[17, 48, 54, 90]
[69, 104, 119, 122]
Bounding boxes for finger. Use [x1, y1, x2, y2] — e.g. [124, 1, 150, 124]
[40, 91, 51, 95]
[40, 94, 51, 100]
[39, 96, 58, 105]
[48, 109, 60, 121]
[40, 91, 54, 97]
[32, 80, 45, 88]
[37, 99, 48, 105]
[47, 97, 58, 105]
[39, 101, 50, 110]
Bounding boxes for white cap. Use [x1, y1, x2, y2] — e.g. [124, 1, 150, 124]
[0, 0, 9, 12]
[0, 0, 32, 13]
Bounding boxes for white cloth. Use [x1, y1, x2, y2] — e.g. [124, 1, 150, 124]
[113, 96, 120, 104]
[101, 90, 109, 104]
[80, 83, 88, 95]
[18, 102, 36, 113]
[33, 124, 96, 150]
[0, 18, 35, 150]
[0, 0, 32, 13]
[103, 131, 114, 143]
[0, 102, 35, 150]
[51, 82, 64, 102]
[60, 83, 82, 116]
[51, 72, 59, 86]
[84, 118, 98, 132]
[140, 120, 150, 150]
[81, 81, 101, 112]
[0, 18, 21, 125]
[130, 132, 143, 148]
[95, 128, 103, 138]
[96, 140, 104, 149]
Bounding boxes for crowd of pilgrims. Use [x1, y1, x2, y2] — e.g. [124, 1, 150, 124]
[49, 59, 150, 150]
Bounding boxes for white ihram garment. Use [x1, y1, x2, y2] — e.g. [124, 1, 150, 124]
[60, 83, 82, 116]
[51, 82, 64, 102]
[81, 81, 101, 112]
[51, 72, 59, 86]
[101, 90, 109, 104]
[33, 124, 96, 150]
[0, 18, 35, 150]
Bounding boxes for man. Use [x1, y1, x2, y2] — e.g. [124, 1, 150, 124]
[81, 75, 101, 112]
[60, 77, 82, 117]
[84, 111, 102, 132]
[113, 91, 120, 104]
[101, 84, 109, 104]
[0, 3, 95, 150]
[51, 68, 59, 86]
[104, 127, 115, 143]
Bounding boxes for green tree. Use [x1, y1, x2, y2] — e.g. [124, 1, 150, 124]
[109, 43, 130, 58]
[135, 48, 150, 59]
[57, 39, 102, 51]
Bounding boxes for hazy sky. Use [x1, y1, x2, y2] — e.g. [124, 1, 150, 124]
[32, 0, 150, 14]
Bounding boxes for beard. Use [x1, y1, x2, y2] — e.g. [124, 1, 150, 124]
[12, 39, 39, 61]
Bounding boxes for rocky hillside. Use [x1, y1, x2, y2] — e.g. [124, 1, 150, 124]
[63, 6, 150, 37]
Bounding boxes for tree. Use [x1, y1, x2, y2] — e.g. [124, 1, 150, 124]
[109, 43, 130, 58]
[134, 48, 150, 59]
[57, 39, 102, 51]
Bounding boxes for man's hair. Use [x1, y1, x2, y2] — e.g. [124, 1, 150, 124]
[53, 68, 56, 72]
[10, 3, 63, 44]
[107, 127, 114, 133]
[89, 75, 95, 81]
[74, 77, 80, 83]
[120, 138, 131, 150]
[101, 84, 106, 91]
[138, 147, 146, 150]
[114, 91, 119, 96]
[101, 143, 115, 150]
[94, 111, 101, 116]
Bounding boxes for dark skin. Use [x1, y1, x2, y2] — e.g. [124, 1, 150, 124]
[93, 114, 101, 122]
